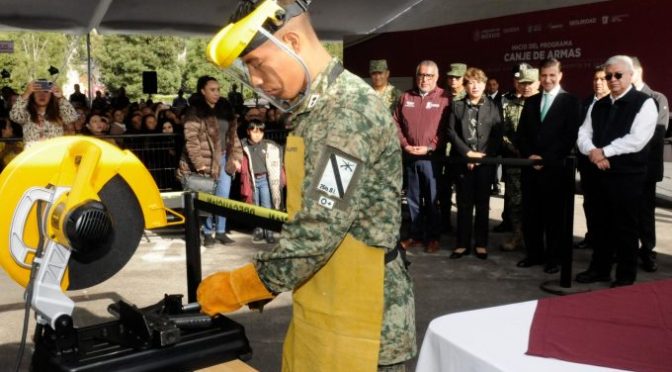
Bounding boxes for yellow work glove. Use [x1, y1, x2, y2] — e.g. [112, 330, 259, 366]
[197, 263, 274, 315]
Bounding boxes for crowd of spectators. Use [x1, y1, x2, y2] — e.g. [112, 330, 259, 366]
[0, 55, 668, 287]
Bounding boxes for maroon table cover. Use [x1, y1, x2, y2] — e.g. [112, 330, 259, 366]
[528, 279, 672, 371]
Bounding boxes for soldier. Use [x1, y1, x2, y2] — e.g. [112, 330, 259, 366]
[197, 1, 415, 371]
[500, 67, 539, 251]
[369, 59, 401, 113]
[446, 63, 467, 100]
[438, 62, 467, 233]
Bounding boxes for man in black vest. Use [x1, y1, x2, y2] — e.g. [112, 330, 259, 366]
[576, 55, 658, 287]
[632, 57, 669, 273]
[515, 58, 581, 274]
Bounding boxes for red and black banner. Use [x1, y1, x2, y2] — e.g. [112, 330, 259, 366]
[344, 0, 671, 100]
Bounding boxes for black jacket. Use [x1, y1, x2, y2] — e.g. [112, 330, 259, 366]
[447, 96, 503, 158]
[516, 89, 581, 163]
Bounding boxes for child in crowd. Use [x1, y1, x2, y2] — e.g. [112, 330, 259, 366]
[82, 113, 115, 145]
[238, 119, 284, 244]
[0, 117, 23, 172]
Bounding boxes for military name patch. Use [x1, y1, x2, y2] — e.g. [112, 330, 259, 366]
[317, 153, 358, 198]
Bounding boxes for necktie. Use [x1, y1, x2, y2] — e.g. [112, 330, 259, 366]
[540, 92, 551, 121]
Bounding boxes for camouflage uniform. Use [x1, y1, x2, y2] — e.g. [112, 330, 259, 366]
[254, 58, 416, 365]
[501, 95, 525, 248]
[376, 84, 402, 114]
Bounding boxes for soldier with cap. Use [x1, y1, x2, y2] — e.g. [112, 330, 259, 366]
[197, 0, 416, 370]
[438, 62, 467, 233]
[369, 59, 401, 113]
[500, 67, 539, 251]
[446, 63, 467, 100]
[494, 62, 534, 233]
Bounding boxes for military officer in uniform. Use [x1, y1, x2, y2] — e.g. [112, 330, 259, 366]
[438, 62, 467, 233]
[500, 67, 539, 251]
[446, 63, 467, 100]
[197, 0, 416, 371]
[369, 59, 401, 113]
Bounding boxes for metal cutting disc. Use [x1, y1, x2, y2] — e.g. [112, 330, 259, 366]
[0, 137, 153, 291]
[66, 174, 144, 289]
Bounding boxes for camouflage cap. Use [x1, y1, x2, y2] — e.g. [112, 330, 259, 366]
[517, 68, 539, 83]
[446, 63, 467, 77]
[512, 62, 533, 76]
[369, 59, 389, 73]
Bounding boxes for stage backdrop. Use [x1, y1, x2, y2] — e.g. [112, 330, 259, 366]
[344, 0, 671, 100]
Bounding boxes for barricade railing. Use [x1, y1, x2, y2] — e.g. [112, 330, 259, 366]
[443, 155, 578, 294]
[183, 192, 287, 302]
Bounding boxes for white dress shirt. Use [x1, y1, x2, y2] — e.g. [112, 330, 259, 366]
[577, 85, 658, 157]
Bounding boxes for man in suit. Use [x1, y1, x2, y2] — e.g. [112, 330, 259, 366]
[486, 77, 503, 107]
[575, 66, 609, 250]
[632, 57, 669, 273]
[515, 58, 581, 274]
[576, 55, 657, 287]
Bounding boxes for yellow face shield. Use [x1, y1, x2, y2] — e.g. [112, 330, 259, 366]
[206, 0, 312, 112]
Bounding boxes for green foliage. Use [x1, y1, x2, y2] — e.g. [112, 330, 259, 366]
[92, 34, 187, 100]
[181, 38, 236, 95]
[0, 32, 345, 103]
[0, 32, 77, 91]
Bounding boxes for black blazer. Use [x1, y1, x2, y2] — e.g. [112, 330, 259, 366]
[516, 89, 581, 162]
[447, 97, 503, 157]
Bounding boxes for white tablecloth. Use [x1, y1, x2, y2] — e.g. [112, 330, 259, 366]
[415, 300, 628, 372]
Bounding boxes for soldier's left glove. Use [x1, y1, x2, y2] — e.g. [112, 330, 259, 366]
[197, 263, 274, 316]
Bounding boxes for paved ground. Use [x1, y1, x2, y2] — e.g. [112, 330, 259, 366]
[1, 192, 671, 371]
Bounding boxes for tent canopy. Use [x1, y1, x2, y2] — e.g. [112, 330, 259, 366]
[0, 0, 606, 39]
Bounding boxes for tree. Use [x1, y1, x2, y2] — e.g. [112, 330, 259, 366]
[92, 34, 186, 100]
[0, 32, 76, 91]
[181, 38, 236, 96]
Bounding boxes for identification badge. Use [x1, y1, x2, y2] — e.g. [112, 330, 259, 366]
[311, 146, 363, 210]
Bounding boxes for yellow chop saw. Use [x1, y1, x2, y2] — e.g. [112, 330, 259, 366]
[0, 136, 251, 371]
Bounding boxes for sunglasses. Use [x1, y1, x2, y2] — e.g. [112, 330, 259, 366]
[248, 127, 264, 133]
[605, 72, 623, 81]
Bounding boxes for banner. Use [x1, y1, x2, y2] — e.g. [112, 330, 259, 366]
[344, 0, 670, 100]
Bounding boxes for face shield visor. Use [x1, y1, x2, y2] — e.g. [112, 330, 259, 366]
[206, 0, 311, 113]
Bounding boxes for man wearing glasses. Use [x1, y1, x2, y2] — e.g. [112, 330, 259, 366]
[576, 55, 658, 287]
[394, 60, 450, 253]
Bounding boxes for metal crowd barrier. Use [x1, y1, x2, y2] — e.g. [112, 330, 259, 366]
[446, 156, 578, 294]
[105, 133, 183, 192]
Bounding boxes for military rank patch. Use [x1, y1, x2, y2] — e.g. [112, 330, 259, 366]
[311, 146, 363, 210]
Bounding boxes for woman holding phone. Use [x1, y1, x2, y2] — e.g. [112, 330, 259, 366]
[10, 80, 78, 148]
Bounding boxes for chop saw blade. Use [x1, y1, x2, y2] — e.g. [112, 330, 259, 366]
[0, 136, 167, 291]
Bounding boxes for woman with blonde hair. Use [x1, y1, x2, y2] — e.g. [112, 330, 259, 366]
[447, 67, 503, 260]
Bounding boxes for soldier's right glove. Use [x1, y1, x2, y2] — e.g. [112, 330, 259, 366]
[197, 263, 274, 315]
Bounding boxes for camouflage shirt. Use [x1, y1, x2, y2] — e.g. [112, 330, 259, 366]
[254, 58, 416, 364]
[375, 84, 402, 114]
[502, 95, 525, 156]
